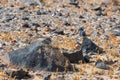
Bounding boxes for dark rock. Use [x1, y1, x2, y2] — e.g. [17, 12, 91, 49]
[79, 15, 84, 19]
[5, 14, 15, 22]
[19, 6, 26, 10]
[63, 21, 71, 26]
[103, 35, 109, 40]
[42, 23, 51, 27]
[37, 10, 47, 15]
[22, 23, 30, 28]
[3, 38, 73, 72]
[91, 4, 101, 11]
[63, 50, 83, 63]
[29, 22, 40, 27]
[6, 68, 31, 79]
[22, 17, 29, 20]
[0, 62, 6, 68]
[95, 60, 110, 70]
[54, 11, 63, 16]
[30, 2, 39, 6]
[53, 29, 64, 35]
[69, 1, 80, 8]
[83, 55, 90, 63]
[81, 37, 103, 54]
[96, 10, 103, 16]
[22, 22, 40, 28]
[78, 27, 86, 37]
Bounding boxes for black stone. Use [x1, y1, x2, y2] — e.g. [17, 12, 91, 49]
[30, 2, 39, 6]
[54, 11, 63, 16]
[63, 21, 70, 26]
[53, 29, 64, 35]
[5, 14, 15, 22]
[69, 1, 80, 8]
[79, 15, 84, 19]
[22, 23, 30, 28]
[95, 60, 110, 70]
[91, 4, 101, 11]
[22, 22, 40, 28]
[63, 50, 83, 63]
[22, 17, 29, 20]
[3, 39, 73, 72]
[81, 37, 103, 54]
[19, 6, 26, 10]
[29, 22, 40, 27]
[78, 27, 86, 37]
[37, 10, 47, 15]
[42, 23, 51, 27]
[83, 55, 90, 63]
[96, 10, 103, 16]
[0, 62, 6, 68]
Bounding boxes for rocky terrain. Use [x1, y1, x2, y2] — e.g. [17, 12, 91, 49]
[0, 0, 120, 80]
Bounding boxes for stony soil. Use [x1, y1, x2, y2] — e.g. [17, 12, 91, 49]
[0, 0, 120, 80]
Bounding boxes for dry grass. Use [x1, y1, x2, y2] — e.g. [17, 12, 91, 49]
[0, 31, 27, 41]
[51, 35, 76, 51]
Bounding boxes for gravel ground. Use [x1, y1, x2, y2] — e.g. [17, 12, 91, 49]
[0, 0, 120, 80]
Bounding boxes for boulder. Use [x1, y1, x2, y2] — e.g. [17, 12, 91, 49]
[3, 38, 73, 72]
[63, 50, 83, 63]
[81, 37, 103, 54]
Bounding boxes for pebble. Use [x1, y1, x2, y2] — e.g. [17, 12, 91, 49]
[83, 55, 90, 63]
[22, 17, 29, 20]
[0, 62, 5, 68]
[95, 59, 110, 70]
[22, 23, 30, 28]
[54, 11, 63, 16]
[29, 22, 40, 27]
[103, 35, 109, 40]
[79, 15, 84, 19]
[96, 10, 103, 16]
[19, 6, 26, 10]
[78, 27, 86, 37]
[5, 14, 15, 22]
[91, 4, 101, 11]
[63, 21, 71, 26]
[53, 29, 64, 35]
[37, 10, 47, 15]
